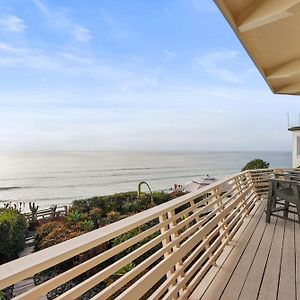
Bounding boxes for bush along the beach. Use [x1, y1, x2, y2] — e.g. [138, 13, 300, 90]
[71, 191, 173, 218]
[32, 190, 185, 299]
[34, 191, 184, 253]
[64, 210, 83, 228]
[79, 220, 94, 232]
[0, 208, 27, 264]
[115, 262, 135, 276]
[241, 158, 270, 171]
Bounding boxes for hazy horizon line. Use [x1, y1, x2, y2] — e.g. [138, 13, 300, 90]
[0, 149, 292, 153]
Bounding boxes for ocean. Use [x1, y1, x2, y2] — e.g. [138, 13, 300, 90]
[0, 151, 292, 210]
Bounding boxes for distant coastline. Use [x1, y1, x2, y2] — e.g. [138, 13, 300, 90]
[0, 151, 292, 209]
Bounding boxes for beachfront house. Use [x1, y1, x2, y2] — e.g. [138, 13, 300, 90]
[1, 1, 300, 299]
[289, 126, 300, 168]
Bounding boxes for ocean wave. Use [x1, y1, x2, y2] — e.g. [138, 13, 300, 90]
[0, 187, 22, 191]
[0, 168, 190, 182]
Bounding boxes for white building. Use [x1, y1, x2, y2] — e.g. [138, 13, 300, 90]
[289, 126, 300, 168]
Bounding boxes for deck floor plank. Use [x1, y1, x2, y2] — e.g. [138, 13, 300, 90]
[189, 201, 298, 300]
[295, 222, 300, 300]
[277, 216, 296, 300]
[237, 216, 277, 300]
[189, 201, 262, 300]
[197, 201, 265, 300]
[257, 217, 285, 300]
[219, 203, 267, 300]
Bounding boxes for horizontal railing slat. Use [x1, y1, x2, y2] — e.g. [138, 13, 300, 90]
[0, 172, 252, 289]
[0, 168, 290, 300]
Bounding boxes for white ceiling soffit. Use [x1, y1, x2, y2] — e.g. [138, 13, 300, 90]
[214, 0, 300, 95]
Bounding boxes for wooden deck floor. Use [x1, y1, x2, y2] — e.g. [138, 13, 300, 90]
[189, 200, 300, 300]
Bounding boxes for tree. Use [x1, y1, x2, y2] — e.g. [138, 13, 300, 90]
[241, 159, 269, 171]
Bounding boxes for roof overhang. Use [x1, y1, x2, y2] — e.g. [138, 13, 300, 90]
[214, 0, 300, 96]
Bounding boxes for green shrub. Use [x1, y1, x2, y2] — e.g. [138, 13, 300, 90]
[105, 211, 121, 224]
[39, 224, 81, 249]
[120, 200, 141, 214]
[0, 209, 27, 264]
[157, 191, 172, 203]
[72, 192, 138, 215]
[71, 191, 172, 220]
[79, 220, 94, 232]
[35, 219, 95, 250]
[111, 221, 160, 263]
[35, 221, 66, 250]
[35, 191, 175, 252]
[241, 159, 270, 171]
[0, 219, 11, 263]
[64, 210, 83, 227]
[88, 208, 103, 226]
[115, 262, 135, 276]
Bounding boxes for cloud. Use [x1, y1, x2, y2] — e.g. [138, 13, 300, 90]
[0, 44, 61, 70]
[32, 0, 49, 14]
[196, 50, 244, 83]
[0, 82, 293, 151]
[32, 0, 92, 43]
[189, 0, 217, 13]
[100, 10, 129, 39]
[0, 14, 27, 32]
[120, 76, 159, 92]
[59, 52, 92, 64]
[0, 42, 25, 53]
[163, 50, 176, 62]
[0, 42, 134, 80]
[71, 25, 92, 43]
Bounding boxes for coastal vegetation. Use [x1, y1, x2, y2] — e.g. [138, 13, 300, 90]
[0, 162, 273, 298]
[34, 191, 182, 250]
[241, 158, 270, 171]
[0, 208, 27, 264]
[32, 190, 184, 299]
[0, 190, 185, 299]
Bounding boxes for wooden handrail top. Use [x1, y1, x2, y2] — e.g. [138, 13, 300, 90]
[0, 171, 255, 287]
[0, 168, 291, 298]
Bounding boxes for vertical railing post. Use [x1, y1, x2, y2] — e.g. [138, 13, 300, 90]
[246, 171, 254, 189]
[159, 209, 184, 298]
[240, 173, 249, 209]
[234, 175, 243, 196]
[168, 209, 185, 297]
[190, 198, 201, 222]
[159, 212, 173, 278]
[241, 171, 253, 214]
[211, 187, 227, 264]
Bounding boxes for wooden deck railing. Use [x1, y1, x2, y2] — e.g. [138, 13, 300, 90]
[0, 169, 285, 299]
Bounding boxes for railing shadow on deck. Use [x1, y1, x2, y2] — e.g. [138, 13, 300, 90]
[0, 169, 290, 300]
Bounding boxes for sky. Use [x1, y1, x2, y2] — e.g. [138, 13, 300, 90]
[0, 0, 298, 152]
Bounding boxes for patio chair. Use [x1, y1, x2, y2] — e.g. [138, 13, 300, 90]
[265, 178, 300, 223]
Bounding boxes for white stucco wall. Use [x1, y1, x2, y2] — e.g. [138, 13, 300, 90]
[291, 130, 300, 168]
